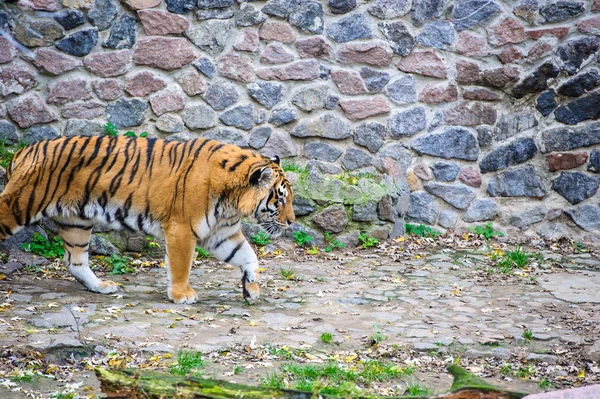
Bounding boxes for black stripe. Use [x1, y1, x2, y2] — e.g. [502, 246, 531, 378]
[62, 239, 89, 248]
[207, 144, 224, 160]
[54, 221, 93, 230]
[224, 242, 244, 263]
[228, 155, 248, 172]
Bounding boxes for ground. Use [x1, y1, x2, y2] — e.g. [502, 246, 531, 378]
[0, 232, 599, 398]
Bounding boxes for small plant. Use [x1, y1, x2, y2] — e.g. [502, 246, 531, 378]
[320, 332, 333, 344]
[106, 254, 134, 275]
[516, 365, 536, 379]
[281, 160, 307, 174]
[169, 350, 204, 376]
[573, 241, 588, 253]
[104, 122, 119, 136]
[500, 363, 512, 375]
[124, 131, 137, 137]
[306, 245, 319, 255]
[293, 231, 313, 247]
[323, 232, 345, 252]
[469, 222, 504, 239]
[358, 232, 379, 249]
[280, 267, 295, 280]
[405, 223, 441, 238]
[405, 383, 430, 396]
[369, 325, 387, 346]
[22, 233, 65, 259]
[506, 245, 530, 268]
[139, 132, 149, 138]
[233, 365, 244, 375]
[522, 328, 533, 341]
[315, 277, 327, 283]
[51, 393, 78, 399]
[0, 140, 18, 169]
[251, 231, 272, 246]
[539, 379, 552, 391]
[195, 246, 211, 259]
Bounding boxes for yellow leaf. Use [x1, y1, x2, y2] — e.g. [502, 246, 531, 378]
[0, 274, 5, 281]
[306, 246, 319, 255]
[167, 323, 175, 328]
[415, 255, 421, 259]
[462, 232, 471, 241]
[395, 236, 405, 242]
[258, 267, 266, 272]
[249, 321, 259, 326]
[344, 353, 357, 363]
[578, 369, 585, 378]
[163, 353, 172, 359]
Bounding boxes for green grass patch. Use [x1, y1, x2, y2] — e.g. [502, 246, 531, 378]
[405, 223, 441, 238]
[369, 325, 387, 346]
[320, 332, 333, 344]
[405, 382, 430, 396]
[293, 231, 313, 247]
[21, 232, 65, 260]
[251, 231, 272, 246]
[103, 254, 134, 275]
[281, 160, 307, 174]
[468, 222, 504, 239]
[522, 328, 533, 341]
[323, 232, 345, 252]
[358, 232, 379, 249]
[169, 350, 204, 376]
[195, 246, 211, 259]
[280, 267, 295, 281]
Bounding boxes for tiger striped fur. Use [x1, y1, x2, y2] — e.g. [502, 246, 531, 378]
[0, 136, 295, 304]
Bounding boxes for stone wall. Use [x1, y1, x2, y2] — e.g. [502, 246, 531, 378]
[1, 0, 600, 243]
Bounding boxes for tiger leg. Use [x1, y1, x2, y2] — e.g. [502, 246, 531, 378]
[55, 219, 118, 294]
[0, 192, 26, 240]
[164, 226, 198, 304]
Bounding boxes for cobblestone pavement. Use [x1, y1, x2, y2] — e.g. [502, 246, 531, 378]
[0, 238, 599, 398]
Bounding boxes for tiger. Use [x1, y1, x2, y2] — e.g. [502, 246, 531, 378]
[0, 135, 295, 304]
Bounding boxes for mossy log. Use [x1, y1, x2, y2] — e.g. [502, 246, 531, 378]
[95, 365, 527, 399]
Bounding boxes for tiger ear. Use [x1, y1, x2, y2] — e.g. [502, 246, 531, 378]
[249, 166, 274, 189]
[270, 155, 281, 165]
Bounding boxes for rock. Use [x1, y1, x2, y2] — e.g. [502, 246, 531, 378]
[304, 141, 343, 162]
[377, 195, 397, 222]
[90, 80, 120, 101]
[342, 147, 373, 171]
[0, 38, 16, 65]
[513, 62, 560, 99]
[291, 112, 350, 139]
[328, 0, 356, 14]
[389, 107, 427, 137]
[0, 121, 19, 145]
[175, 70, 206, 97]
[236, 3, 266, 27]
[527, 27, 570, 40]
[195, 8, 234, 20]
[193, 58, 216, 79]
[443, 102, 497, 126]
[0, 64, 39, 98]
[219, 53, 255, 83]
[203, 80, 239, 110]
[456, 60, 482, 84]
[312, 204, 348, 233]
[0, 225, 48, 251]
[424, 182, 476, 210]
[137, 10, 188, 36]
[256, 60, 320, 81]
[487, 165, 547, 198]
[288, 1, 323, 34]
[498, 46, 524, 64]
[378, 21, 414, 56]
[368, 0, 410, 19]
[411, 127, 479, 161]
[354, 122, 385, 153]
[103, 14, 136, 49]
[536, 90, 557, 117]
[537, 221, 567, 239]
[122, 0, 162, 9]
[261, 43, 295, 65]
[88, 0, 118, 30]
[359, 68, 390, 93]
[186, 20, 233, 55]
[54, 27, 99, 58]
[125, 71, 167, 97]
[456, 32, 491, 57]
[487, 17, 525, 47]
[262, 0, 297, 18]
[165, 0, 195, 14]
[47, 78, 92, 104]
[397, 50, 447, 79]
[260, 130, 299, 158]
[338, 42, 393, 67]
[83, 50, 131, 77]
[149, 90, 185, 116]
[548, 152, 589, 172]
[463, 199, 498, 222]
[22, 125, 60, 144]
[589, 149, 600, 173]
[288, 85, 327, 112]
[13, 18, 64, 47]
[558, 70, 600, 98]
[477, 126, 493, 149]
[564, 204, 600, 231]
[482, 66, 520, 89]
[459, 166, 482, 188]
[433, 163, 460, 182]
[555, 93, 600, 125]
[542, 122, 600, 153]
[106, 99, 147, 129]
[407, 191, 438, 224]
[219, 104, 254, 131]
[181, 104, 216, 130]
[527, 36, 557, 63]
[577, 16, 600, 35]
[438, 209, 457, 228]
[353, 201, 377, 222]
[556, 37, 600, 76]
[326, 12, 371, 43]
[339, 97, 390, 120]
[156, 113, 184, 133]
[295, 37, 333, 59]
[552, 172, 599, 205]
[540, 0, 584, 22]
[385, 75, 416, 104]
[54, 9, 86, 30]
[233, 28, 259, 53]
[6, 94, 57, 128]
[61, 102, 105, 119]
[293, 197, 316, 216]
[197, 0, 233, 8]
[259, 21, 296, 44]
[419, 84, 458, 103]
[133, 37, 195, 70]
[412, 0, 445, 26]
[268, 108, 297, 126]
[452, 0, 500, 31]
[248, 126, 271, 149]
[331, 70, 366, 95]
[416, 20, 455, 49]
[247, 82, 284, 109]
[586, 340, 600, 362]
[413, 163, 432, 180]
[203, 128, 248, 147]
[90, 235, 119, 255]
[480, 137, 538, 173]
[325, 95, 339, 109]
[510, 205, 546, 229]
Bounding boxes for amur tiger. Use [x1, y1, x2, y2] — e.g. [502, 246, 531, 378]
[0, 136, 295, 304]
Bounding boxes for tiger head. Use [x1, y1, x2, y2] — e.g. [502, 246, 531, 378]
[249, 156, 295, 238]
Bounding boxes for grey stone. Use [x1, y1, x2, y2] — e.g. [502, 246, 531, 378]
[526, 353, 558, 364]
[0, 225, 47, 251]
[433, 162, 460, 182]
[255, 109, 266, 124]
[156, 114, 184, 133]
[378, 21, 414, 56]
[368, 0, 410, 19]
[512, 62, 559, 99]
[513, 0, 538, 23]
[586, 340, 600, 362]
[13, 18, 64, 48]
[22, 125, 60, 144]
[196, 7, 234, 20]
[416, 20, 455, 49]
[354, 122, 385, 153]
[536, 90, 557, 117]
[438, 209, 458, 228]
[564, 204, 600, 231]
[326, 12, 372, 43]
[542, 122, 600, 153]
[55, 28, 98, 57]
[312, 204, 348, 233]
[268, 108, 297, 126]
[291, 85, 328, 112]
[452, 0, 500, 31]
[479, 137, 538, 173]
[203, 128, 248, 147]
[186, 20, 233, 54]
[262, 0, 298, 18]
[219, 104, 254, 131]
[293, 197, 316, 216]
[412, 0, 446, 26]
[491, 348, 511, 360]
[54, 10, 86, 31]
[555, 93, 600, 125]
[537, 222, 567, 239]
[88, 0, 118, 31]
[329, 0, 356, 14]
[353, 201, 377, 221]
[90, 235, 119, 256]
[377, 195, 397, 222]
[249, 126, 271, 149]
[342, 147, 373, 171]
[413, 342, 438, 352]
[103, 14, 136, 49]
[540, 0, 584, 22]
[107, 99, 147, 129]
[290, 1, 324, 34]
[165, 132, 197, 142]
[304, 141, 343, 162]
[360, 68, 390, 93]
[385, 75, 417, 104]
[510, 205, 546, 228]
[389, 107, 427, 137]
[309, 160, 343, 174]
[407, 191, 438, 224]
[487, 165, 547, 198]
[338, 229, 361, 247]
[248, 82, 285, 109]
[552, 172, 599, 205]
[284, 222, 324, 245]
[291, 112, 351, 140]
[476, 126, 493, 148]
[203, 80, 239, 110]
[389, 219, 405, 238]
[0, 121, 19, 145]
[260, 130, 299, 158]
[194, 57, 216, 78]
[325, 95, 340, 110]
[181, 104, 216, 130]
[558, 70, 600, 98]
[376, 144, 413, 173]
[236, 3, 267, 27]
[197, 0, 234, 8]
[63, 119, 104, 136]
[589, 149, 600, 173]
[557, 37, 600, 76]
[462, 199, 498, 222]
[411, 127, 479, 161]
[165, 0, 196, 14]
[424, 182, 476, 210]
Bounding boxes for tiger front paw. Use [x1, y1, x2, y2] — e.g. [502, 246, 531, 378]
[242, 277, 260, 304]
[92, 280, 119, 294]
[168, 284, 199, 304]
